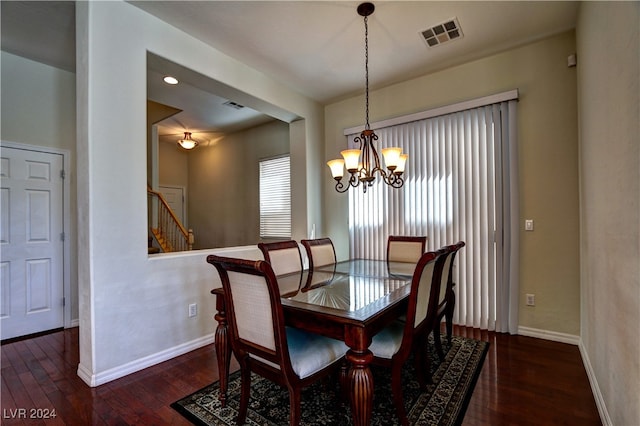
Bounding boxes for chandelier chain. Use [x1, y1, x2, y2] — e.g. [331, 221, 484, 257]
[364, 15, 370, 130]
[327, 2, 406, 194]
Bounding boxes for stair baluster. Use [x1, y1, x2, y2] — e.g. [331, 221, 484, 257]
[147, 186, 193, 253]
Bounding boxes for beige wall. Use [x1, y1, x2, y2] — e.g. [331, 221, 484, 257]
[1, 51, 79, 324]
[577, 2, 640, 425]
[1, 52, 76, 148]
[159, 140, 189, 188]
[325, 31, 580, 335]
[187, 120, 289, 248]
[75, 0, 324, 384]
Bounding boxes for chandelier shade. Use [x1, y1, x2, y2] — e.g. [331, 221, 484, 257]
[177, 132, 198, 150]
[328, 2, 407, 193]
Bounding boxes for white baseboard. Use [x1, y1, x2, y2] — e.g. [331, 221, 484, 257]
[517, 326, 580, 345]
[578, 340, 612, 426]
[69, 318, 79, 328]
[77, 333, 215, 387]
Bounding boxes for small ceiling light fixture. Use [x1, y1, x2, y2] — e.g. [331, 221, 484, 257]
[177, 132, 198, 150]
[327, 2, 407, 193]
[163, 75, 179, 85]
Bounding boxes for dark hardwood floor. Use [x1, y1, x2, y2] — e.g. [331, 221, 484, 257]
[1, 326, 601, 425]
[456, 327, 601, 426]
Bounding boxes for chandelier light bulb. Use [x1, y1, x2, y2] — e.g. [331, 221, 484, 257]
[327, 159, 345, 179]
[341, 149, 362, 172]
[395, 154, 408, 174]
[381, 147, 402, 170]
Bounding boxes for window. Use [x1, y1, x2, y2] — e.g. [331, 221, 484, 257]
[259, 156, 291, 238]
[348, 93, 519, 333]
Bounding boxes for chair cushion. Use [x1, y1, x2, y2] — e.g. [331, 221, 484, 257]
[286, 327, 347, 379]
[369, 320, 405, 359]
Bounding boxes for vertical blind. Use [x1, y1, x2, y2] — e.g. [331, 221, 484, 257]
[348, 98, 519, 333]
[259, 155, 291, 238]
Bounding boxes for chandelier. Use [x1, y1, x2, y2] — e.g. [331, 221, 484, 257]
[327, 2, 407, 193]
[177, 132, 198, 150]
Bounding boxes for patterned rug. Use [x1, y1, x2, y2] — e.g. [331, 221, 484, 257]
[171, 335, 488, 425]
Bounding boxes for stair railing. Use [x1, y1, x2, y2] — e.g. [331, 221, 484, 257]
[147, 186, 194, 252]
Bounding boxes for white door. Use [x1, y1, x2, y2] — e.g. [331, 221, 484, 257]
[159, 185, 186, 227]
[1, 147, 64, 340]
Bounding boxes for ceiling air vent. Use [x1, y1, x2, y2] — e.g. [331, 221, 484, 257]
[223, 100, 245, 110]
[420, 17, 463, 48]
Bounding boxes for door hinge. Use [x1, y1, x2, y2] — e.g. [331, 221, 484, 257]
[60, 232, 65, 242]
[60, 169, 66, 179]
[63, 297, 66, 307]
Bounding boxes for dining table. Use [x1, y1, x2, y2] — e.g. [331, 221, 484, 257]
[211, 258, 416, 426]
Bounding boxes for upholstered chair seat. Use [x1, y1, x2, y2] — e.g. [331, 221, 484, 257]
[285, 327, 347, 378]
[368, 320, 405, 359]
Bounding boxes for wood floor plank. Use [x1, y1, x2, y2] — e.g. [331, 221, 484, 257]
[1, 326, 601, 425]
[461, 329, 601, 426]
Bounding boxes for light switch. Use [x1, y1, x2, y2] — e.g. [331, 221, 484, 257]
[525, 219, 534, 231]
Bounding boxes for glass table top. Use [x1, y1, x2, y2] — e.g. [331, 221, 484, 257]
[314, 259, 416, 279]
[286, 273, 409, 311]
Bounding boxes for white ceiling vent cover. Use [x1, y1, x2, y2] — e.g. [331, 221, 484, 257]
[420, 17, 463, 48]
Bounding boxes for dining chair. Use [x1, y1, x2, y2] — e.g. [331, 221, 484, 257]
[301, 237, 336, 269]
[387, 235, 428, 263]
[207, 255, 348, 426]
[368, 249, 447, 426]
[258, 240, 303, 276]
[433, 241, 466, 358]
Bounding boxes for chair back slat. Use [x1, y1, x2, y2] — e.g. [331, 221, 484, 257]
[310, 244, 336, 267]
[227, 270, 276, 350]
[266, 247, 302, 275]
[207, 255, 289, 368]
[301, 238, 336, 269]
[387, 235, 427, 263]
[431, 241, 467, 363]
[403, 249, 447, 334]
[258, 240, 303, 276]
[414, 260, 436, 327]
[444, 241, 466, 287]
[437, 250, 454, 305]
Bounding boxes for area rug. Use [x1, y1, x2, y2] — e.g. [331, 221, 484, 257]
[171, 335, 488, 425]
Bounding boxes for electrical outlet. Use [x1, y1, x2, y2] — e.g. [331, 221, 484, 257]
[188, 303, 197, 317]
[526, 294, 535, 306]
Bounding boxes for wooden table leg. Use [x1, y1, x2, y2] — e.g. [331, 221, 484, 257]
[214, 291, 231, 407]
[345, 347, 374, 426]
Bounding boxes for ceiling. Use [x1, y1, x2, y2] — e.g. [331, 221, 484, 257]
[1, 1, 579, 140]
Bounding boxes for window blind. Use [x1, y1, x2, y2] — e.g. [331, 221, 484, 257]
[348, 97, 519, 333]
[259, 156, 291, 238]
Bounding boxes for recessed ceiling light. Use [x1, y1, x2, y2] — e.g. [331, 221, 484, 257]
[163, 76, 179, 85]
